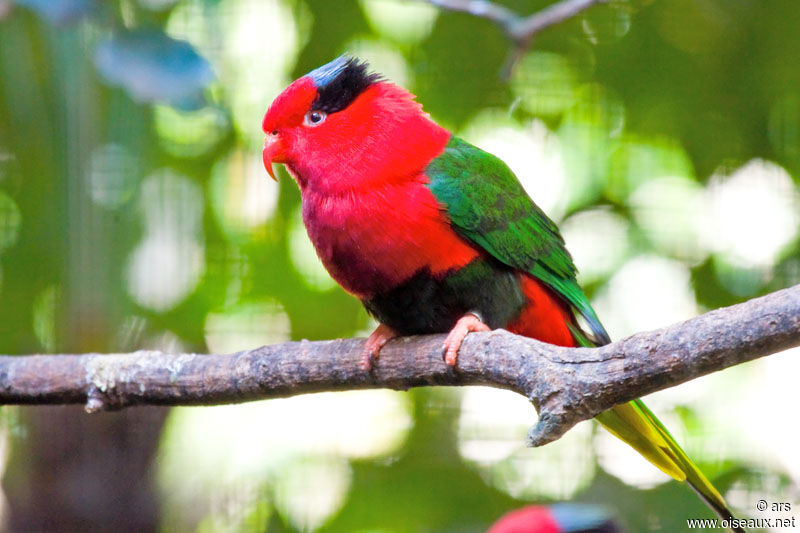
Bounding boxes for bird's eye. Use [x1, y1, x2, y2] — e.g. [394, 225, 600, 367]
[304, 110, 327, 126]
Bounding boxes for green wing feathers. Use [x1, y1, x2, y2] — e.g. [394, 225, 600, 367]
[426, 137, 609, 344]
[426, 136, 739, 527]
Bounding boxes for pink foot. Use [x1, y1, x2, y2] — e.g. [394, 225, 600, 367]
[362, 323, 397, 371]
[443, 313, 490, 366]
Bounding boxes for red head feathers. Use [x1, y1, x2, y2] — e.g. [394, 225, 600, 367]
[261, 55, 449, 194]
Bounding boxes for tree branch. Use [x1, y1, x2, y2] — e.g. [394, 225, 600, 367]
[0, 285, 798, 447]
[422, 0, 607, 76]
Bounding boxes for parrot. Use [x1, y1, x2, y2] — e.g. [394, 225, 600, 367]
[489, 504, 623, 533]
[261, 55, 742, 531]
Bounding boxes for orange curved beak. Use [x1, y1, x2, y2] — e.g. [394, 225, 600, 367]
[262, 134, 283, 181]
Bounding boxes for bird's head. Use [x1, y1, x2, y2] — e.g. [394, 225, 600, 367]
[261, 55, 448, 193]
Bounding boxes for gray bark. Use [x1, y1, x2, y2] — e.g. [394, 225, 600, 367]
[1, 284, 797, 447]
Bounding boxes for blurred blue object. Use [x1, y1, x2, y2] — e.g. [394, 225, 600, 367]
[94, 29, 214, 110]
[489, 504, 623, 533]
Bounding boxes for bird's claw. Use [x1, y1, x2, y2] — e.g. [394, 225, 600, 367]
[442, 312, 490, 366]
[361, 323, 397, 371]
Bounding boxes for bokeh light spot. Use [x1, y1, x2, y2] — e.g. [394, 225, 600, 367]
[88, 143, 139, 208]
[204, 300, 290, 354]
[458, 387, 595, 500]
[561, 208, 630, 283]
[32, 284, 59, 352]
[462, 111, 567, 220]
[593, 255, 698, 339]
[581, 1, 632, 44]
[512, 52, 576, 117]
[127, 233, 205, 312]
[630, 175, 708, 263]
[158, 391, 410, 529]
[154, 105, 230, 158]
[210, 150, 278, 241]
[272, 456, 352, 531]
[360, 0, 438, 44]
[607, 136, 694, 203]
[703, 159, 800, 268]
[168, 0, 300, 149]
[126, 170, 205, 312]
[341, 38, 412, 88]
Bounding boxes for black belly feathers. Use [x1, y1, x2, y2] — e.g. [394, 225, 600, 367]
[363, 258, 526, 336]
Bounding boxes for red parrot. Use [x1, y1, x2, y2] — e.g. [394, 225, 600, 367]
[262, 56, 742, 531]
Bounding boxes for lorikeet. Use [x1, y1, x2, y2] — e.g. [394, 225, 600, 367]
[262, 56, 742, 530]
[489, 504, 622, 533]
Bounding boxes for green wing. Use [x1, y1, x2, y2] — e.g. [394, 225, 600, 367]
[425, 136, 738, 526]
[425, 135, 610, 345]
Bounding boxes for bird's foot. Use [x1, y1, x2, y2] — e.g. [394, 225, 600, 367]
[443, 312, 490, 366]
[361, 323, 397, 371]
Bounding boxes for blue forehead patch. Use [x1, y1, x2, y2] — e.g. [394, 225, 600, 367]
[306, 54, 352, 87]
[303, 55, 382, 113]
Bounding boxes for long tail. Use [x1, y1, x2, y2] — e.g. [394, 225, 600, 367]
[512, 277, 743, 531]
[596, 401, 743, 531]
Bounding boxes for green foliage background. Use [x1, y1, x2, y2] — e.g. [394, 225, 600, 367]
[0, 0, 799, 531]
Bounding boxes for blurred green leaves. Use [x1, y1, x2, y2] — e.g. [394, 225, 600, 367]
[15, 0, 94, 24]
[0, 191, 21, 253]
[3, 0, 800, 531]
